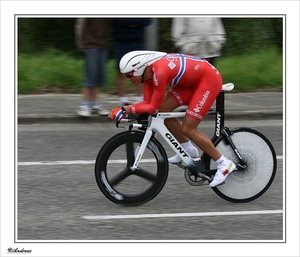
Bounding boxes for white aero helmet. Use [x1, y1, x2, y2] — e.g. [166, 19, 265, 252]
[119, 50, 167, 76]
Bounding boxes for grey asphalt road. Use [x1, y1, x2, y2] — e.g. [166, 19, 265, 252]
[17, 119, 283, 245]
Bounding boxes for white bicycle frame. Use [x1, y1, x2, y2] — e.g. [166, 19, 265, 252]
[128, 112, 195, 171]
[127, 83, 235, 171]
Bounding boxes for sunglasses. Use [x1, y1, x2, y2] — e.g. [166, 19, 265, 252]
[125, 71, 134, 79]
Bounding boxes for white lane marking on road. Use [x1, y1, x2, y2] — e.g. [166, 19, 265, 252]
[82, 210, 283, 220]
[18, 160, 95, 166]
[18, 156, 283, 166]
[17, 159, 156, 166]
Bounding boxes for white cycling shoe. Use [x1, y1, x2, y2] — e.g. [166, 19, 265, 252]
[168, 147, 199, 164]
[209, 161, 236, 187]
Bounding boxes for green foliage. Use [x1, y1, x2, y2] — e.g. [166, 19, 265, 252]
[18, 17, 283, 57]
[157, 17, 283, 56]
[157, 18, 177, 53]
[18, 49, 83, 94]
[18, 48, 282, 94]
[217, 47, 283, 91]
[221, 18, 283, 56]
[18, 18, 78, 56]
[17, 17, 283, 94]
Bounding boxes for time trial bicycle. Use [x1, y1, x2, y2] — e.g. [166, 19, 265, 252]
[95, 83, 277, 206]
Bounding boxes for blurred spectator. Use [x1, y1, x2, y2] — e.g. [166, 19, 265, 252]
[172, 17, 226, 112]
[172, 17, 226, 67]
[112, 18, 152, 106]
[75, 18, 110, 117]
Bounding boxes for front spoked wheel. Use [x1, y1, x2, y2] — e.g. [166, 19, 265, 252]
[95, 130, 169, 206]
[209, 127, 277, 203]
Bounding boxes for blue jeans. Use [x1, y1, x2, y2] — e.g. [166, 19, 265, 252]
[83, 48, 107, 87]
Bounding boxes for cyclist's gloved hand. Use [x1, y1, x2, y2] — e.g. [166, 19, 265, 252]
[109, 107, 126, 122]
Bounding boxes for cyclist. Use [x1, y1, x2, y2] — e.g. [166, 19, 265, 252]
[109, 50, 236, 187]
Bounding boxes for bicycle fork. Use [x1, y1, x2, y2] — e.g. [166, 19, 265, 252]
[130, 128, 153, 171]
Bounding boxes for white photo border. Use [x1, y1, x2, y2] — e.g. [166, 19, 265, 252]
[1, 1, 299, 257]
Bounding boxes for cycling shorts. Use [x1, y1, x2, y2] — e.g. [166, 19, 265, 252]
[168, 73, 222, 121]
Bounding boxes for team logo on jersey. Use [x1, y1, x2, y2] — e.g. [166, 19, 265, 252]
[153, 73, 159, 86]
[194, 64, 200, 70]
[194, 91, 210, 113]
[168, 62, 176, 70]
[166, 54, 175, 61]
[187, 110, 203, 120]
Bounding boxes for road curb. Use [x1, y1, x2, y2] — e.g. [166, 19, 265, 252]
[18, 111, 283, 124]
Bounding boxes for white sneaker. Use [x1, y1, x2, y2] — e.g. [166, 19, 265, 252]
[119, 97, 131, 106]
[168, 146, 199, 163]
[209, 161, 236, 187]
[98, 108, 110, 116]
[91, 105, 110, 116]
[77, 105, 91, 117]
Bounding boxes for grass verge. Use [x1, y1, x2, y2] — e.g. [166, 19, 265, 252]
[18, 48, 283, 94]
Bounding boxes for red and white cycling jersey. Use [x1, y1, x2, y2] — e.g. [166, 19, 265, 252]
[130, 53, 223, 121]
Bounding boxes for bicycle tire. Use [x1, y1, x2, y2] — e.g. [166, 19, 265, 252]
[95, 130, 169, 206]
[208, 127, 277, 203]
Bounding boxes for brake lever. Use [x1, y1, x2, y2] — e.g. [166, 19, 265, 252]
[116, 120, 125, 129]
[107, 116, 124, 128]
